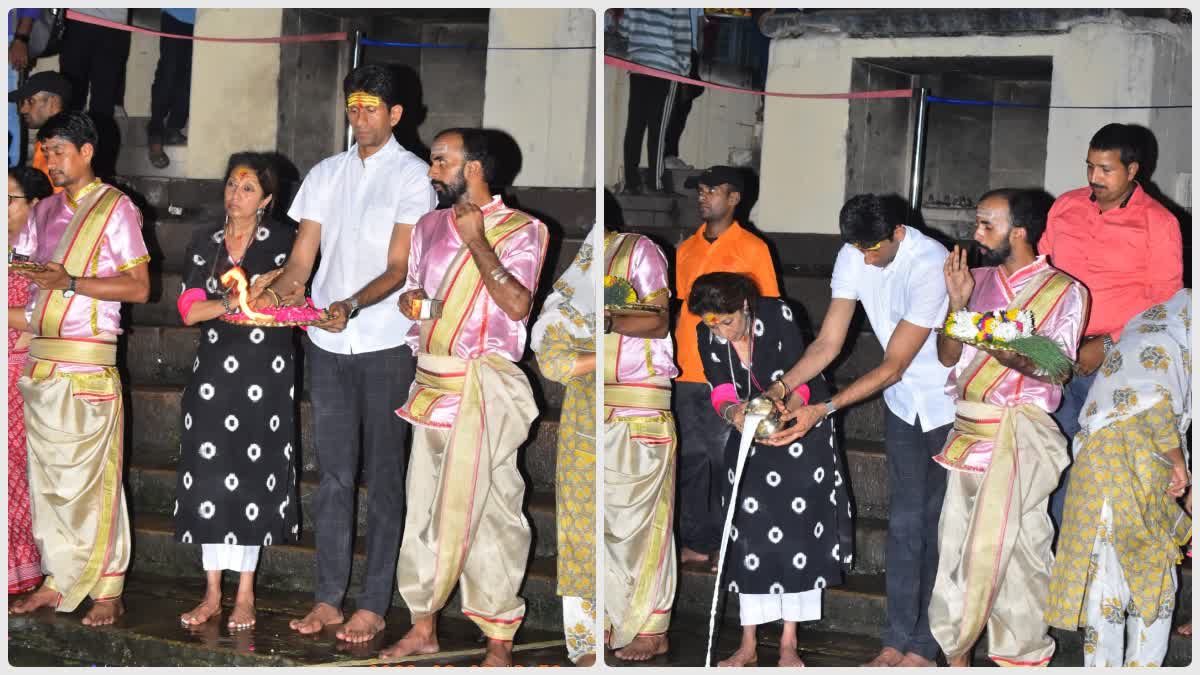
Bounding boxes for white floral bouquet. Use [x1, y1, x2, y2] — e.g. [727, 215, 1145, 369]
[942, 309, 1072, 381]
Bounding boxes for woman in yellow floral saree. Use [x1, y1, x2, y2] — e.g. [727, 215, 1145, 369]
[531, 224, 598, 666]
[1045, 288, 1191, 666]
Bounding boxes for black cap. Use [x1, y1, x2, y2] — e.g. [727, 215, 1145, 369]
[684, 165, 744, 193]
[9, 71, 72, 104]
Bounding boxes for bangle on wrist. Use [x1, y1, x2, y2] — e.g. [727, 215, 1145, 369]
[12, 34, 29, 43]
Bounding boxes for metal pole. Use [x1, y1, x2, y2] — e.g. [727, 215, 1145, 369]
[907, 87, 929, 222]
[346, 29, 362, 151]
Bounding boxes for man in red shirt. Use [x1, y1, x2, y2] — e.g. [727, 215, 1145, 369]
[1038, 122, 1184, 529]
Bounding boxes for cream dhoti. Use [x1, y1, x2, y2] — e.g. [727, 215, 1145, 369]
[928, 400, 1069, 666]
[395, 353, 536, 640]
[604, 379, 678, 649]
[19, 337, 131, 611]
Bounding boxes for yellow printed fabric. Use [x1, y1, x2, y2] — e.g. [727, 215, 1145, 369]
[928, 400, 1069, 666]
[533, 323, 596, 601]
[395, 353, 536, 641]
[1045, 397, 1191, 632]
[17, 369, 130, 611]
[604, 412, 678, 648]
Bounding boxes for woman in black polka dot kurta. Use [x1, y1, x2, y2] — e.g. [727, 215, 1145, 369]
[173, 154, 300, 629]
[691, 272, 853, 666]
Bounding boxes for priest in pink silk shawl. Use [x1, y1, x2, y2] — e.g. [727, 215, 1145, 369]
[602, 227, 680, 661]
[9, 112, 150, 626]
[928, 189, 1086, 667]
[385, 128, 548, 667]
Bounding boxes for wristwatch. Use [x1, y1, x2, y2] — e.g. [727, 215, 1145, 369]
[63, 276, 77, 298]
[822, 398, 838, 418]
[12, 34, 29, 44]
[1100, 333, 1114, 354]
[345, 296, 361, 319]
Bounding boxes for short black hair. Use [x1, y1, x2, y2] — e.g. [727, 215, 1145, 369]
[437, 127, 497, 184]
[688, 272, 761, 317]
[223, 152, 280, 216]
[1089, 123, 1141, 168]
[838, 193, 904, 245]
[36, 111, 98, 152]
[342, 64, 398, 110]
[978, 188, 1051, 250]
[8, 165, 53, 202]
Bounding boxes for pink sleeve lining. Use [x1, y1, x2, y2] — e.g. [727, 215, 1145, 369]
[793, 383, 811, 406]
[177, 287, 208, 323]
[710, 383, 739, 414]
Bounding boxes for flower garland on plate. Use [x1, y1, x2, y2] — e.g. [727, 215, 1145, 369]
[942, 308, 1073, 382]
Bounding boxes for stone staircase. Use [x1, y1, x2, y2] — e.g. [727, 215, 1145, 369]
[7, 175, 593, 666]
[608, 174, 1193, 667]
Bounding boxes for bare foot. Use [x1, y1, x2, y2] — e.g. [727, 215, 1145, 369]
[718, 644, 758, 666]
[9, 585, 61, 614]
[681, 547, 710, 564]
[1178, 623, 1192, 636]
[380, 622, 440, 659]
[779, 643, 805, 667]
[336, 609, 385, 643]
[228, 597, 255, 630]
[614, 634, 669, 661]
[863, 646, 905, 667]
[289, 602, 344, 634]
[574, 653, 596, 667]
[82, 598, 124, 626]
[480, 639, 513, 666]
[898, 652, 937, 667]
[181, 596, 222, 625]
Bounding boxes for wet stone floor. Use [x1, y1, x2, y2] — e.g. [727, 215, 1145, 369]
[8, 574, 573, 667]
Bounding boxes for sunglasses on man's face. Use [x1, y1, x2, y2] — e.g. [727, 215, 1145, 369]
[8, 194, 29, 205]
[851, 238, 887, 252]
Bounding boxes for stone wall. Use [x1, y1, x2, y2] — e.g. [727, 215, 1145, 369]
[756, 16, 1191, 234]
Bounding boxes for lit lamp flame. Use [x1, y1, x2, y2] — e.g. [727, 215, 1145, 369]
[220, 267, 273, 321]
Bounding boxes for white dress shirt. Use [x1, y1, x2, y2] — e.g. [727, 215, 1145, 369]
[288, 136, 438, 355]
[830, 225, 955, 432]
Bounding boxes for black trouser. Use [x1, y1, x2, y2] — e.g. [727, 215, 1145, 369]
[663, 55, 702, 160]
[674, 380, 732, 553]
[59, 18, 130, 178]
[147, 12, 193, 140]
[306, 338, 414, 617]
[881, 409, 951, 660]
[622, 72, 677, 191]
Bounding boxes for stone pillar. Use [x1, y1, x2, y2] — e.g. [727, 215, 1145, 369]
[482, 9, 594, 188]
[187, 8, 283, 179]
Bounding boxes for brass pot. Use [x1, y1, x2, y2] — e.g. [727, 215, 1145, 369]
[745, 395, 783, 440]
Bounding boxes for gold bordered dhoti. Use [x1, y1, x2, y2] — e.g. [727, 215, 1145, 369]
[395, 352, 537, 640]
[603, 377, 678, 649]
[18, 337, 130, 611]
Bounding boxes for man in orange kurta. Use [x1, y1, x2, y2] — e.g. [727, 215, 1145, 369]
[673, 165, 778, 563]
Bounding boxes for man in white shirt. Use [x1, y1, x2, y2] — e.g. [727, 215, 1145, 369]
[765, 194, 954, 667]
[257, 64, 437, 644]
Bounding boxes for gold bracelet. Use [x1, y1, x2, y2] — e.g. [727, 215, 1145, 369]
[265, 288, 281, 305]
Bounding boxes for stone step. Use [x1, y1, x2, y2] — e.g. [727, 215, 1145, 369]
[616, 606, 1192, 667]
[127, 463, 560, 560]
[8, 574, 571, 666]
[121, 322, 567, 414]
[127, 513, 565, 632]
[672, 556, 1192, 634]
[127, 385, 561, 490]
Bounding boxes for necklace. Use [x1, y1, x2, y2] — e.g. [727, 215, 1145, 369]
[210, 219, 259, 294]
[725, 310, 764, 399]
